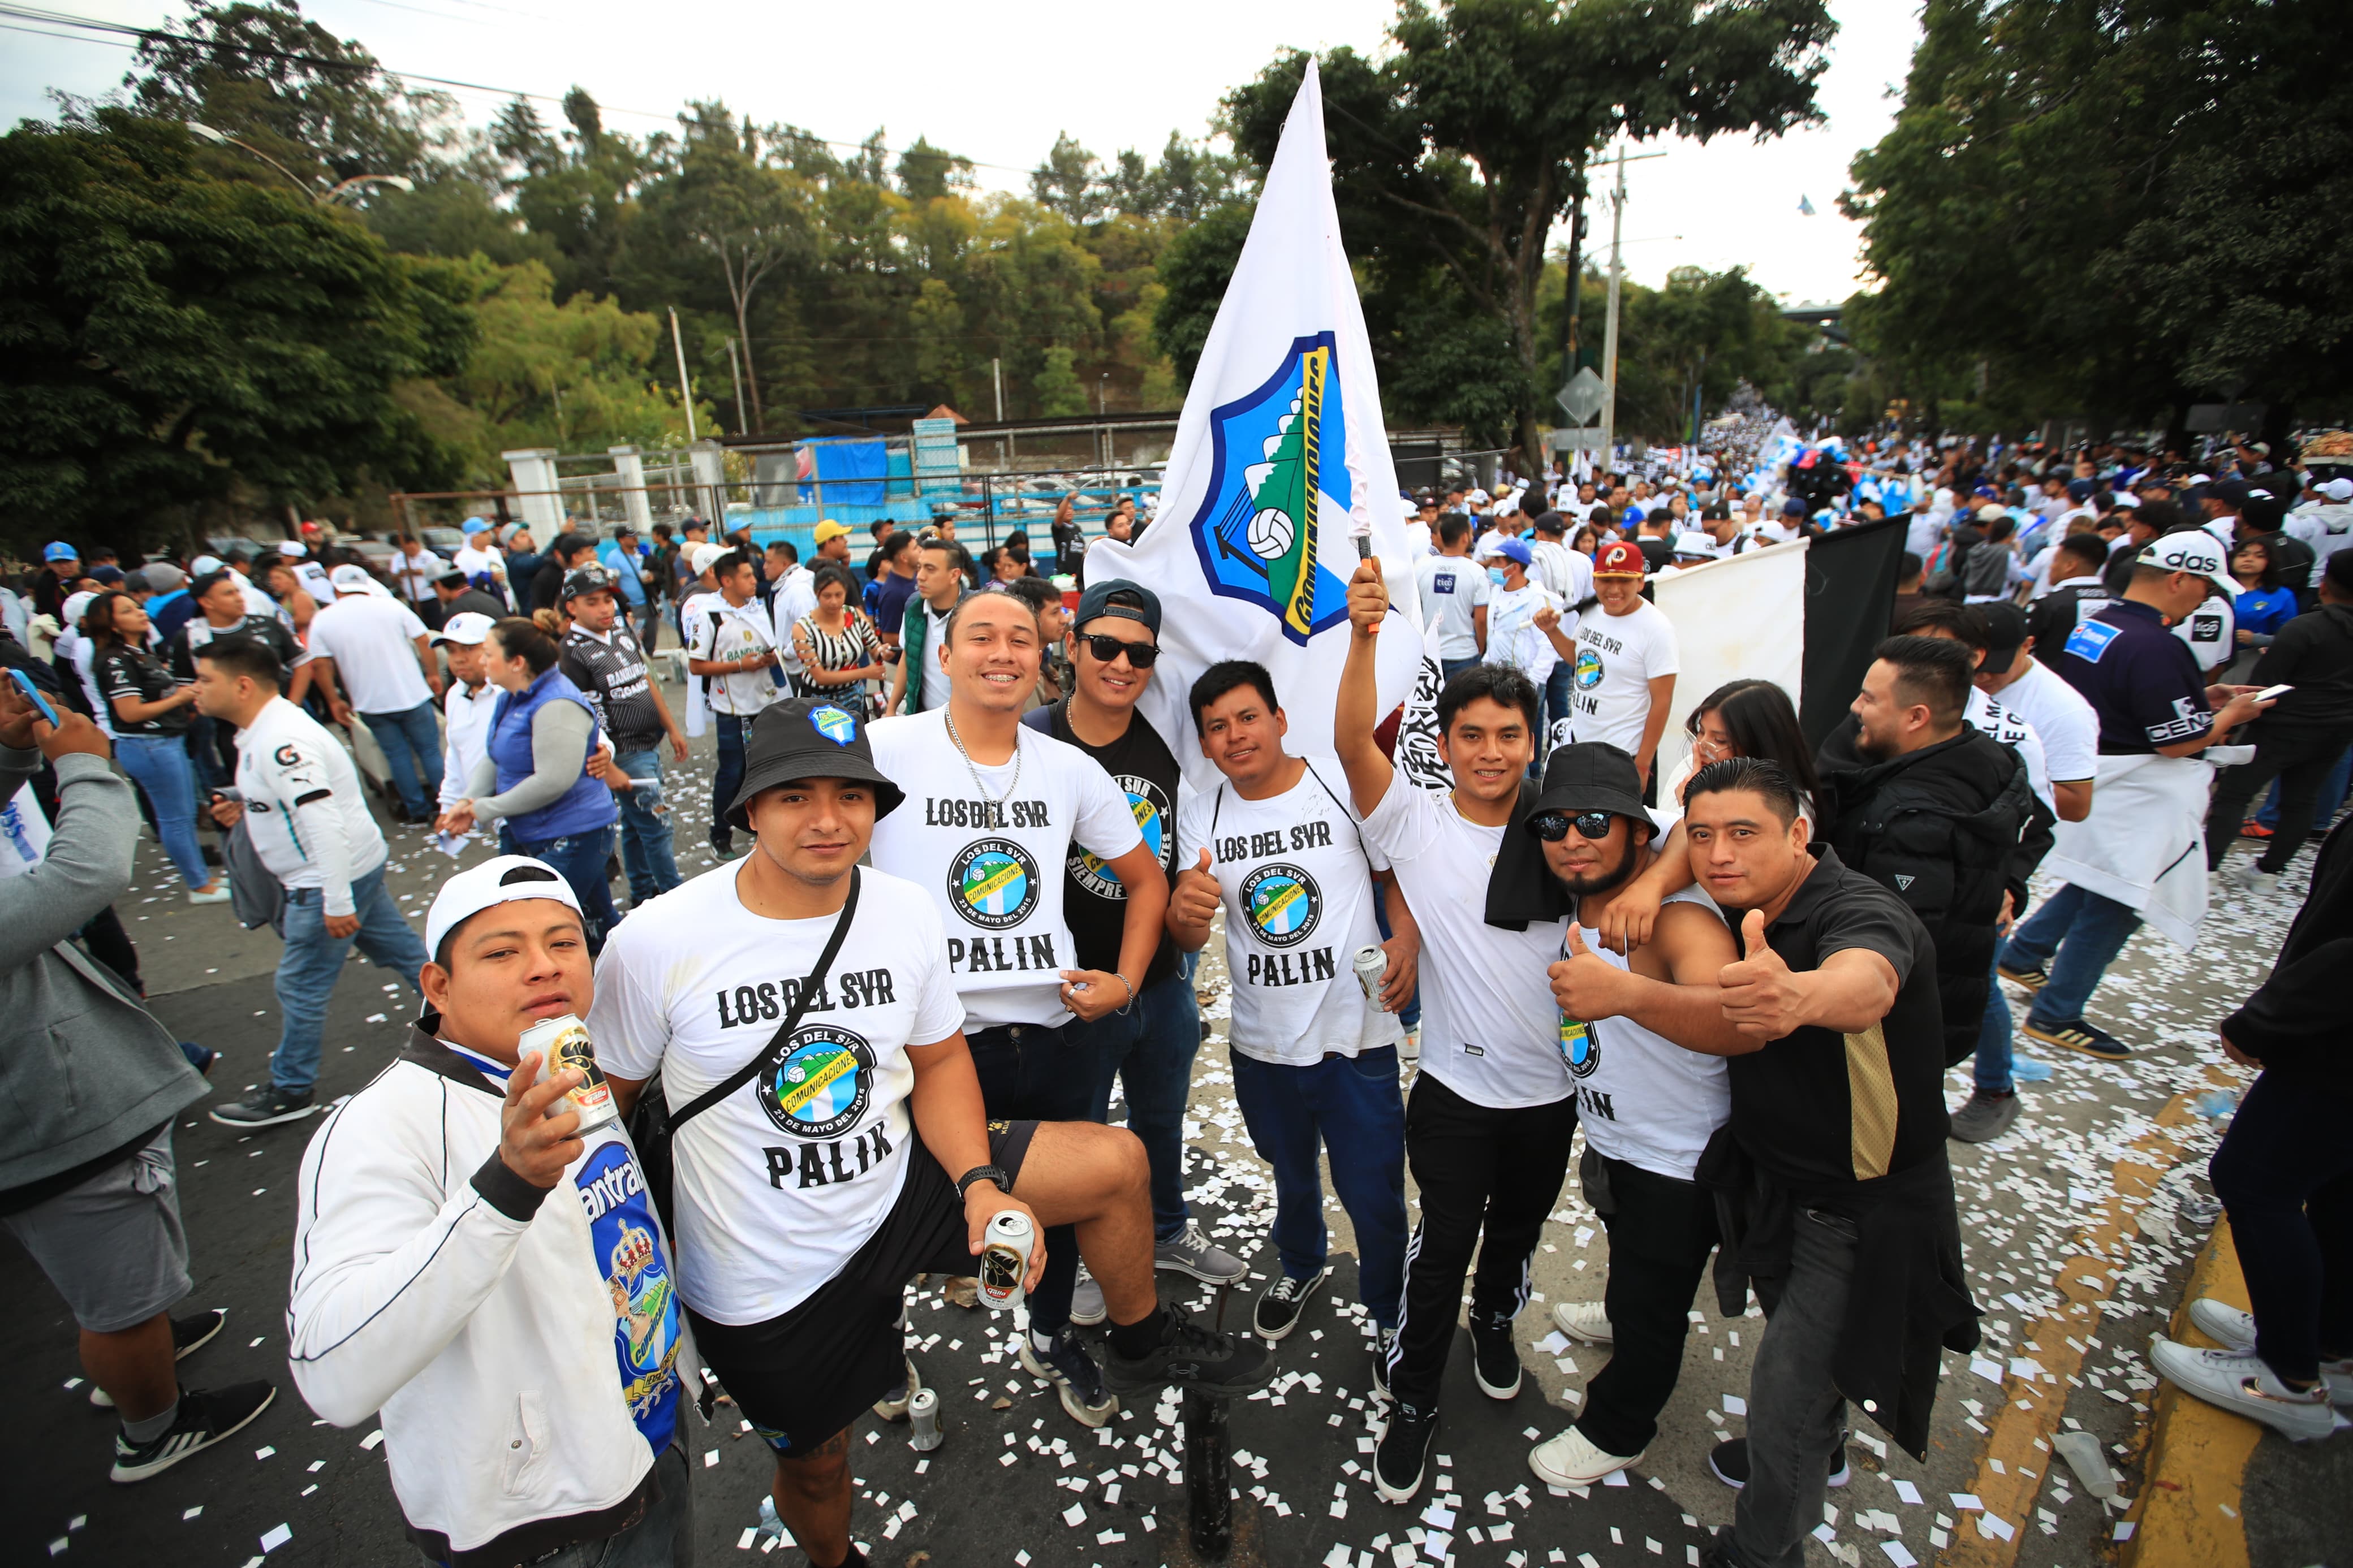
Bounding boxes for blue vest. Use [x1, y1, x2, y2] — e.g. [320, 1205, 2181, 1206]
[489, 668, 618, 844]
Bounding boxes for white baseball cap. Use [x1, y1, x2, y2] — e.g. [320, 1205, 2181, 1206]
[689, 542, 728, 575]
[329, 563, 377, 593]
[1674, 532, 1717, 556]
[425, 854, 584, 961]
[431, 611, 496, 647]
[2144, 529, 2235, 594]
[189, 554, 225, 576]
[277, 540, 308, 557]
[2324, 478, 2353, 503]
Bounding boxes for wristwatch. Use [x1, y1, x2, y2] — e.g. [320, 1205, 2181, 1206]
[954, 1164, 1013, 1203]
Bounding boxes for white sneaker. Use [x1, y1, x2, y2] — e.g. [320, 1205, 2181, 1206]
[1529, 1425, 1644, 1488]
[2186, 1299, 2353, 1406]
[1071, 1265, 1106, 1327]
[2221, 861, 2282, 896]
[1553, 1299, 1614, 1346]
[187, 880, 232, 905]
[2149, 1338, 2335, 1441]
[1400, 1025, 1421, 1065]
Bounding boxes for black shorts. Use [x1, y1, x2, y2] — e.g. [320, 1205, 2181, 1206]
[688, 1120, 1039, 1458]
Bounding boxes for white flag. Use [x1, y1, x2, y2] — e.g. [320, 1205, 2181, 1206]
[1084, 59, 1426, 789]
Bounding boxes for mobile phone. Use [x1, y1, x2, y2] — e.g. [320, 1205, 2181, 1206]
[2253, 683, 2294, 703]
[7, 668, 61, 729]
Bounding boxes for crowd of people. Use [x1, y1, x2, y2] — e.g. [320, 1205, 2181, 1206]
[3, 421, 2349, 1568]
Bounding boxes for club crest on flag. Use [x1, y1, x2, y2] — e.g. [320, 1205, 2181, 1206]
[1186, 331, 1355, 646]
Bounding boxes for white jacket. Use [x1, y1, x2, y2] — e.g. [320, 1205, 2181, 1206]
[287, 1032, 695, 1565]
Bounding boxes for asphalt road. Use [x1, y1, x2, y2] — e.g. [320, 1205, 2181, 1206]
[6, 677, 2346, 1568]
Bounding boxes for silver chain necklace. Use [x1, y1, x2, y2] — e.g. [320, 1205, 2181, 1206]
[944, 709, 1023, 811]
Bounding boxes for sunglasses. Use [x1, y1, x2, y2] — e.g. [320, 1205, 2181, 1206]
[1529, 810, 1617, 843]
[1077, 633, 1160, 668]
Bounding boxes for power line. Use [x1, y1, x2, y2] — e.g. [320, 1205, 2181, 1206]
[2, 2, 1036, 174]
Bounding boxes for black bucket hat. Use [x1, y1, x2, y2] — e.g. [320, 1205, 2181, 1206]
[726, 697, 906, 831]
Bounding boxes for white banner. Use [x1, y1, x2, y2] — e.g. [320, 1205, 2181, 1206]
[1083, 59, 1424, 788]
[1648, 543, 1809, 783]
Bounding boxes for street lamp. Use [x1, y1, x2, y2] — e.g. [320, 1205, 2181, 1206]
[187, 123, 415, 205]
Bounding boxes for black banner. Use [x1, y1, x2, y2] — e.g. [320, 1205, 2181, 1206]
[1801, 516, 1908, 750]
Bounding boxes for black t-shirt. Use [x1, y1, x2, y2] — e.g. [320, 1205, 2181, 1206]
[1726, 849, 1947, 1192]
[2024, 580, 2111, 664]
[170, 612, 300, 684]
[1022, 698, 1182, 988]
[559, 625, 666, 749]
[2046, 598, 2212, 754]
[93, 643, 188, 736]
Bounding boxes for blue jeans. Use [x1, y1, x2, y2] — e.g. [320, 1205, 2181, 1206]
[1229, 1045, 1409, 1327]
[967, 1021, 1098, 1336]
[710, 714, 747, 850]
[2257, 744, 2353, 831]
[360, 701, 443, 818]
[514, 826, 622, 954]
[113, 734, 209, 891]
[270, 865, 430, 1095]
[2000, 881, 2142, 1029]
[184, 715, 234, 792]
[610, 747, 682, 904]
[1066, 958, 1200, 1243]
[1971, 945, 2013, 1093]
[1441, 656, 1480, 685]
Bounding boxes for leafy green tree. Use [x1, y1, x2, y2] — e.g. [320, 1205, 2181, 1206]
[1030, 133, 1108, 223]
[1034, 345, 1086, 417]
[0, 110, 471, 552]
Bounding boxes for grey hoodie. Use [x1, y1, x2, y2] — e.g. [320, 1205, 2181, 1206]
[0, 745, 208, 1195]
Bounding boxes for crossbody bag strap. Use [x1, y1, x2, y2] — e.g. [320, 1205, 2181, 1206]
[669, 866, 863, 1131]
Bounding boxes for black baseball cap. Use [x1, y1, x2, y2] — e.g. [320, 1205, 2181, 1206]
[1527, 742, 1648, 831]
[726, 697, 905, 831]
[562, 565, 615, 602]
[1980, 601, 2029, 665]
[1074, 578, 1161, 637]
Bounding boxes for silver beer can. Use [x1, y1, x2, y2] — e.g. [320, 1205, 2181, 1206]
[1352, 944, 1389, 1005]
[977, 1209, 1034, 1311]
[908, 1386, 942, 1450]
[516, 1013, 619, 1134]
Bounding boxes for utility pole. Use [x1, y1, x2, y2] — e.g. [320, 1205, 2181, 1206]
[994, 356, 1014, 468]
[726, 337, 748, 435]
[1597, 147, 1668, 473]
[669, 308, 698, 444]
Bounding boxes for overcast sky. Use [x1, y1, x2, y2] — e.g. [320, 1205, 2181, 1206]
[3, 0, 1920, 304]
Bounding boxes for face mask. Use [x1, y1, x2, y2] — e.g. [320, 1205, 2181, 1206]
[1487, 567, 1509, 586]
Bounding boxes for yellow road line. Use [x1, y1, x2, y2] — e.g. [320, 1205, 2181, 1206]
[1942, 1065, 2233, 1568]
[2121, 1219, 2256, 1568]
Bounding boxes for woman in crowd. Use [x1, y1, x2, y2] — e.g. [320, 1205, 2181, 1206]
[433, 616, 622, 951]
[2229, 536, 2299, 678]
[81, 590, 230, 904]
[788, 562, 885, 706]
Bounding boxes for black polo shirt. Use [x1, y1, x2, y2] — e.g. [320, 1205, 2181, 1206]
[2045, 598, 2212, 755]
[1726, 848, 1947, 1191]
[1021, 698, 1183, 989]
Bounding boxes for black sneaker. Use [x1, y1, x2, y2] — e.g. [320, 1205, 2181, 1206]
[1371, 1327, 1397, 1399]
[1020, 1327, 1117, 1428]
[1996, 961, 2049, 993]
[1374, 1400, 1438, 1503]
[1706, 1431, 1851, 1490]
[1471, 1314, 1523, 1399]
[208, 1085, 317, 1128]
[1101, 1304, 1275, 1399]
[110, 1381, 277, 1484]
[1252, 1265, 1331, 1342]
[2019, 1017, 2131, 1062]
[92, 1310, 229, 1408]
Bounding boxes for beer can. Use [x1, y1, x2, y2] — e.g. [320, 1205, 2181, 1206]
[907, 1386, 942, 1451]
[977, 1210, 1034, 1311]
[1352, 944, 1389, 1005]
[517, 1013, 619, 1134]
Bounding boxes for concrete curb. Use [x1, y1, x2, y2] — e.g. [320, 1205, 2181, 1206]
[2121, 1216, 2257, 1568]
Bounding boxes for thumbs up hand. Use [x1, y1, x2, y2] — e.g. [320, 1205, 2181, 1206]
[1171, 847, 1225, 933]
[1548, 923, 1627, 1022]
[1717, 909, 1803, 1040]
[1347, 556, 1389, 637]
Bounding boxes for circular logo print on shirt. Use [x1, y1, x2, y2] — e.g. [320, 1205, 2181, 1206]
[1072, 776, 1171, 900]
[949, 839, 1040, 930]
[758, 1025, 876, 1140]
[1559, 1014, 1601, 1078]
[1239, 863, 1322, 949]
[1572, 646, 1606, 690]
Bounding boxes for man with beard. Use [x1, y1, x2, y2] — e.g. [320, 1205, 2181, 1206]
[1496, 744, 1746, 1487]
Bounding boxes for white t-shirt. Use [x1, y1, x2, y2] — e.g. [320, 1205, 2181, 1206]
[305, 594, 432, 714]
[867, 709, 1144, 1029]
[695, 601, 783, 717]
[439, 679, 497, 811]
[1359, 776, 1569, 1109]
[1966, 687, 2052, 813]
[1560, 888, 1730, 1181]
[388, 547, 442, 603]
[919, 603, 952, 712]
[2173, 593, 2235, 675]
[1173, 759, 1402, 1065]
[1528, 539, 1592, 607]
[772, 567, 818, 673]
[1566, 600, 1680, 756]
[232, 696, 387, 906]
[589, 863, 965, 1325]
[453, 545, 511, 606]
[1996, 658, 2098, 787]
[1483, 581, 1561, 684]
[1413, 555, 1490, 661]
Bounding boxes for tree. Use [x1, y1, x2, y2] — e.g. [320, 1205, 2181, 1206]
[1030, 133, 1108, 223]
[1221, 0, 1837, 467]
[0, 110, 471, 551]
[1845, 0, 2353, 435]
